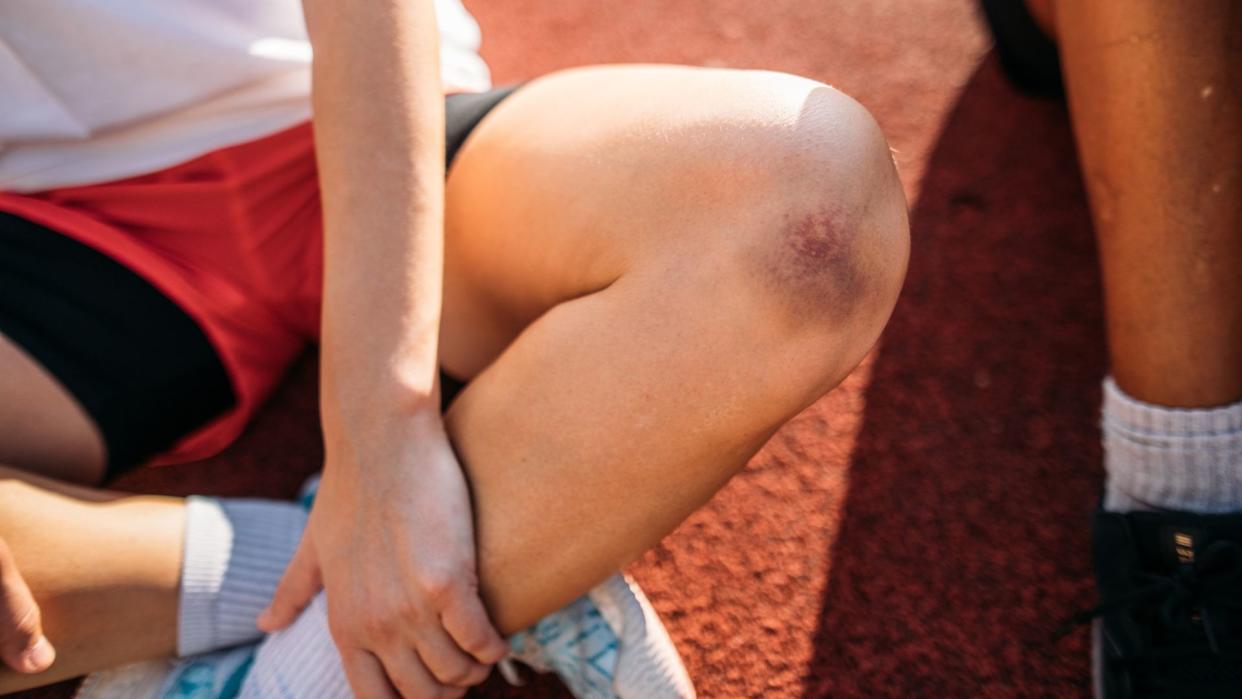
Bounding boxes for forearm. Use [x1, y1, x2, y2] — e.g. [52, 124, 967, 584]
[256, 7, 513, 689]
[305, 0, 447, 438]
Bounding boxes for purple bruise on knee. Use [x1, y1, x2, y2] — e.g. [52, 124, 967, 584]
[762, 207, 867, 321]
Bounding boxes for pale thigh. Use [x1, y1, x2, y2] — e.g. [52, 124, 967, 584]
[439, 64, 870, 378]
[0, 333, 105, 484]
[435, 64, 906, 631]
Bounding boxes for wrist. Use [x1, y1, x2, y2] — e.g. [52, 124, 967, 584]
[321, 354, 440, 415]
[321, 386, 446, 467]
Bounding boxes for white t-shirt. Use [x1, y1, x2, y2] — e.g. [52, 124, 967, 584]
[0, 0, 491, 192]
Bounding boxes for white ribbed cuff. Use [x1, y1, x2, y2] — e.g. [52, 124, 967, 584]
[178, 497, 307, 657]
[1102, 377, 1242, 512]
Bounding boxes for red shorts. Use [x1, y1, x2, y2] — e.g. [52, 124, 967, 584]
[1, 122, 324, 465]
[0, 87, 516, 470]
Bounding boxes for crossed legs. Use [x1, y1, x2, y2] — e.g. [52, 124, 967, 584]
[0, 65, 908, 693]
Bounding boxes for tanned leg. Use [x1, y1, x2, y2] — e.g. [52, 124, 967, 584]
[1053, 1, 1242, 407]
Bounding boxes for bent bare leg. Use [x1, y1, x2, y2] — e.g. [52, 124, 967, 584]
[0, 331, 183, 693]
[438, 65, 909, 633]
[0, 466, 183, 693]
[243, 65, 906, 698]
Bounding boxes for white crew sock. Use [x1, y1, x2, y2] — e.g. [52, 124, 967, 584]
[239, 592, 351, 698]
[178, 497, 307, 657]
[1102, 377, 1242, 513]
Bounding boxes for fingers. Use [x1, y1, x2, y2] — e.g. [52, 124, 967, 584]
[340, 648, 401, 699]
[257, 538, 322, 632]
[339, 630, 481, 699]
[439, 588, 508, 665]
[378, 647, 465, 699]
[0, 538, 55, 674]
[337, 589, 494, 697]
[339, 647, 472, 699]
[413, 623, 491, 688]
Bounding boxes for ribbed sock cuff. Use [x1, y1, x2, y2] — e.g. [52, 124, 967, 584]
[1102, 377, 1242, 513]
[178, 497, 307, 657]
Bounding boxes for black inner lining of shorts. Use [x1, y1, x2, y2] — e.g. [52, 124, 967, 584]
[445, 85, 520, 166]
[0, 85, 521, 479]
[0, 211, 237, 479]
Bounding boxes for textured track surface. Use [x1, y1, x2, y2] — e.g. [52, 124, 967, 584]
[17, 1, 1106, 697]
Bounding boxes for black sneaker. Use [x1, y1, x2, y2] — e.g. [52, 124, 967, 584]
[977, 0, 1064, 98]
[1065, 509, 1242, 698]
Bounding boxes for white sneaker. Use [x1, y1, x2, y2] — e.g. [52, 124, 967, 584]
[501, 573, 695, 699]
[76, 645, 256, 699]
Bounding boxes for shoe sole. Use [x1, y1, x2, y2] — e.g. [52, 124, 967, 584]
[588, 574, 696, 699]
[1092, 619, 1104, 699]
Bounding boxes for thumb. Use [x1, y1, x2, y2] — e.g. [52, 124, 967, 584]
[0, 539, 55, 673]
[257, 536, 322, 632]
